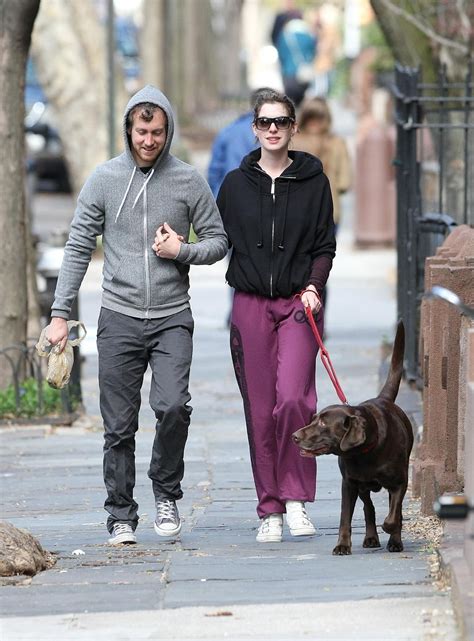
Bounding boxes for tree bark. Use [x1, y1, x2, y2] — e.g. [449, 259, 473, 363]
[141, 0, 165, 90]
[0, 0, 40, 388]
[370, 0, 471, 83]
[370, 0, 437, 84]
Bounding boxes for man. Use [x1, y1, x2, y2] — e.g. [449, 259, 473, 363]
[46, 85, 227, 545]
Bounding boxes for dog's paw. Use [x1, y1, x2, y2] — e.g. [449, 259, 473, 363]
[387, 537, 403, 552]
[363, 536, 381, 548]
[332, 544, 352, 555]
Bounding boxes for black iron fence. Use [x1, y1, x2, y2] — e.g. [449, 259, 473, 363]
[393, 62, 473, 383]
[0, 341, 79, 424]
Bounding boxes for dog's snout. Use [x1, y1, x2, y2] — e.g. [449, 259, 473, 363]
[292, 432, 301, 444]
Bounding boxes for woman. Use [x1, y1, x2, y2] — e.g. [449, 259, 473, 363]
[217, 89, 336, 543]
[294, 97, 351, 231]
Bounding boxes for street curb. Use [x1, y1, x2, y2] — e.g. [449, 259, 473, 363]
[386, 364, 473, 641]
[437, 521, 474, 641]
[400, 387, 474, 641]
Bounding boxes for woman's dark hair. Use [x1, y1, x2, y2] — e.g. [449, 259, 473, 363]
[252, 89, 296, 122]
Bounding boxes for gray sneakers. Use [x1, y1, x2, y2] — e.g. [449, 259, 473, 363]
[108, 522, 137, 545]
[154, 499, 182, 537]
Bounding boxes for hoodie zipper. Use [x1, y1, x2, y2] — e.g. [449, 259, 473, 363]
[143, 180, 151, 316]
[254, 165, 296, 298]
[270, 179, 275, 297]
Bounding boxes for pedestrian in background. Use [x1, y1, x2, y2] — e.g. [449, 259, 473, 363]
[217, 89, 336, 543]
[45, 85, 227, 546]
[272, 6, 317, 107]
[294, 97, 351, 233]
[270, 0, 302, 50]
[207, 89, 268, 198]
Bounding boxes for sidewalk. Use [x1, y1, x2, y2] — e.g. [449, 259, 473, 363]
[0, 187, 460, 640]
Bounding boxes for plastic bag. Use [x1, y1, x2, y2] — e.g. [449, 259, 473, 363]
[36, 321, 87, 389]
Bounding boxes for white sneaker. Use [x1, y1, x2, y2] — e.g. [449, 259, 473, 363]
[108, 522, 137, 545]
[256, 513, 283, 543]
[285, 500, 316, 536]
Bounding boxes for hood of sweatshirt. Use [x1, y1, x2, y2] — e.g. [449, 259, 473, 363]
[123, 84, 175, 169]
[239, 147, 323, 185]
[114, 85, 176, 222]
[238, 148, 324, 250]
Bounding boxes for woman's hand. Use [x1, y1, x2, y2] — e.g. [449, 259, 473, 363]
[152, 223, 183, 259]
[300, 284, 322, 314]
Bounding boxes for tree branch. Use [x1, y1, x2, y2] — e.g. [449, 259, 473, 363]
[377, 0, 469, 54]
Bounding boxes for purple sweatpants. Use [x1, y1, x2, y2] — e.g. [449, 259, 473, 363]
[230, 291, 322, 518]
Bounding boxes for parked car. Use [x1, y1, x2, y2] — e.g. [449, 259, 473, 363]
[25, 61, 71, 193]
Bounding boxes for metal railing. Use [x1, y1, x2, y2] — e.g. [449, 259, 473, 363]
[0, 341, 78, 423]
[393, 62, 473, 383]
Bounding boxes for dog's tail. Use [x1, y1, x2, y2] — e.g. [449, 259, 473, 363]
[378, 320, 405, 402]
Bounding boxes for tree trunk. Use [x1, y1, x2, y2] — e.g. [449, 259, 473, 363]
[141, 0, 165, 90]
[30, 0, 128, 194]
[0, 0, 40, 389]
[370, 0, 437, 84]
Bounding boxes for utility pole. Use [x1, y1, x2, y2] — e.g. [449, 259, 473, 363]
[107, 0, 115, 158]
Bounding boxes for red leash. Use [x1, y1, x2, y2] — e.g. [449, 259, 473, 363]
[303, 301, 348, 405]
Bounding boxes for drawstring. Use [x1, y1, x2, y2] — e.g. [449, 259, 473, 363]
[132, 167, 155, 208]
[114, 166, 155, 222]
[257, 173, 263, 248]
[277, 181, 290, 251]
[115, 167, 136, 222]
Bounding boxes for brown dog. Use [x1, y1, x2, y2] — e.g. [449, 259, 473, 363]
[292, 321, 413, 555]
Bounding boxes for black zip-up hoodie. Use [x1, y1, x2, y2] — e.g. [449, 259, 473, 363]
[217, 148, 336, 299]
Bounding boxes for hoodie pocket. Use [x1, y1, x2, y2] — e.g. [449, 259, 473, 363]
[228, 251, 268, 295]
[276, 252, 312, 297]
[103, 255, 144, 307]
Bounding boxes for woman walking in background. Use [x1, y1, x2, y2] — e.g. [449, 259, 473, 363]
[217, 89, 336, 543]
[294, 97, 351, 233]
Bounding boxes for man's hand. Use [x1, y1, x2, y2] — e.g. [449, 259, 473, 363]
[45, 317, 69, 353]
[152, 222, 183, 259]
[301, 284, 322, 314]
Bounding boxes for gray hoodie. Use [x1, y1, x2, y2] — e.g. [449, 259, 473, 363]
[52, 85, 227, 320]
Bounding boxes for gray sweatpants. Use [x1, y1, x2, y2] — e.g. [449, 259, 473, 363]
[97, 307, 194, 533]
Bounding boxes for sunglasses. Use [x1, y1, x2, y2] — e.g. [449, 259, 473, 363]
[254, 116, 295, 131]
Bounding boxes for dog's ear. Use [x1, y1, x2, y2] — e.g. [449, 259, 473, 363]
[340, 415, 367, 451]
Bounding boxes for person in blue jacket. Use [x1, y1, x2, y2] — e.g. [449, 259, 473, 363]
[207, 88, 271, 198]
[275, 17, 317, 107]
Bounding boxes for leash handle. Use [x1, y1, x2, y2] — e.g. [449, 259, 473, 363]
[304, 304, 348, 405]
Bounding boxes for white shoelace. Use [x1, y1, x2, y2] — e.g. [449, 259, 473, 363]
[260, 515, 281, 533]
[287, 504, 312, 526]
[299, 507, 311, 526]
[156, 500, 177, 522]
[113, 523, 132, 535]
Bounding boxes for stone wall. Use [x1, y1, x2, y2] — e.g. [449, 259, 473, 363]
[414, 225, 474, 514]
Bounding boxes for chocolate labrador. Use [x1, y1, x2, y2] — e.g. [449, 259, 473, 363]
[292, 321, 413, 555]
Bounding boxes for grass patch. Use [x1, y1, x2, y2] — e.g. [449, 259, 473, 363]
[0, 378, 77, 419]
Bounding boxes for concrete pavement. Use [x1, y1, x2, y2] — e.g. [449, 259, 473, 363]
[0, 189, 460, 640]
